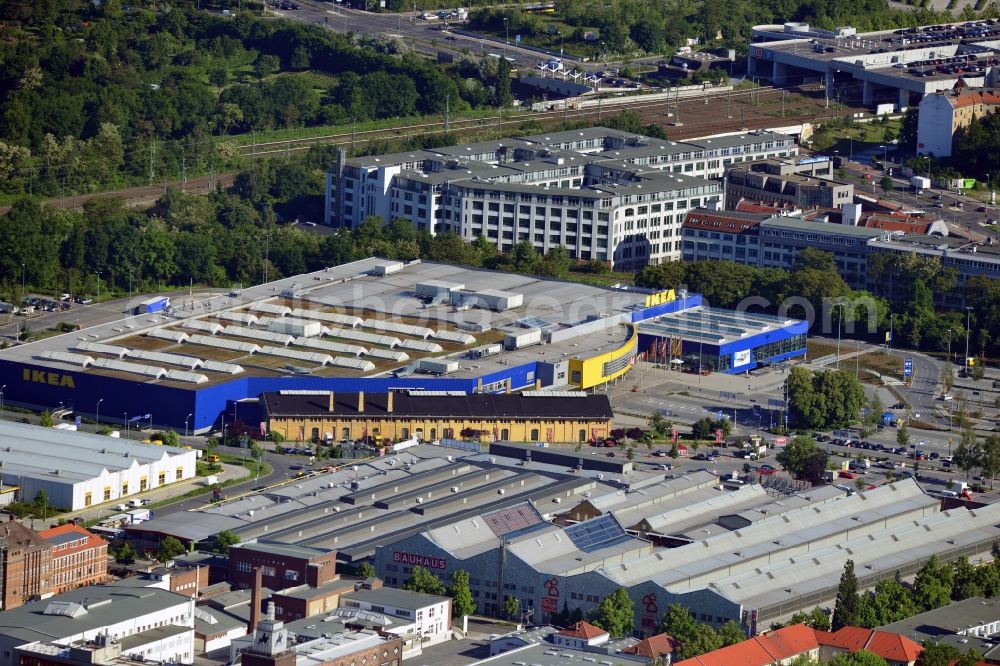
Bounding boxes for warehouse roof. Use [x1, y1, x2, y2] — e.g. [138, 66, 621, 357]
[231, 541, 333, 561]
[0, 585, 191, 645]
[342, 587, 450, 611]
[879, 596, 1000, 643]
[261, 391, 614, 420]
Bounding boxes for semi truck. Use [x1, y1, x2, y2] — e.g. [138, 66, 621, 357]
[911, 176, 931, 194]
[134, 296, 170, 315]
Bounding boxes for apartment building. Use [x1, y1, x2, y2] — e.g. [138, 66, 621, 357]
[325, 127, 797, 269]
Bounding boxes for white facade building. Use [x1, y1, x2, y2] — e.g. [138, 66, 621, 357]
[0, 422, 198, 511]
[0, 585, 195, 666]
[339, 587, 452, 649]
[325, 128, 796, 270]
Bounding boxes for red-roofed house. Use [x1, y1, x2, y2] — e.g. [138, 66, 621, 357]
[621, 633, 677, 661]
[37, 523, 108, 594]
[554, 621, 610, 649]
[917, 87, 1000, 157]
[674, 625, 922, 666]
[818, 627, 922, 666]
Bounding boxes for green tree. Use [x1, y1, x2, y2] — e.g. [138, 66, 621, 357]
[896, 422, 910, 449]
[954, 428, 980, 480]
[156, 536, 187, 562]
[716, 620, 746, 646]
[914, 641, 961, 666]
[833, 560, 860, 630]
[215, 530, 240, 555]
[590, 588, 635, 637]
[152, 430, 181, 447]
[912, 555, 954, 611]
[502, 595, 520, 620]
[115, 542, 137, 565]
[952, 556, 982, 600]
[660, 603, 700, 647]
[680, 624, 723, 660]
[448, 570, 477, 619]
[829, 650, 888, 666]
[807, 606, 831, 631]
[33, 489, 49, 519]
[404, 565, 445, 595]
[357, 562, 377, 579]
[776, 436, 822, 481]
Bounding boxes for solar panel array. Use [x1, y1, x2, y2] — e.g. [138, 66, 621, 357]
[249, 302, 292, 316]
[146, 328, 189, 343]
[330, 357, 376, 372]
[366, 348, 409, 363]
[37, 351, 95, 367]
[218, 311, 259, 325]
[92, 357, 166, 379]
[398, 339, 443, 353]
[222, 325, 295, 346]
[187, 334, 260, 354]
[482, 502, 544, 537]
[181, 320, 224, 335]
[125, 349, 203, 370]
[565, 514, 633, 553]
[164, 369, 209, 384]
[72, 342, 128, 358]
[294, 338, 368, 357]
[363, 319, 433, 339]
[431, 330, 476, 345]
[291, 308, 362, 328]
[325, 327, 401, 348]
[257, 345, 334, 365]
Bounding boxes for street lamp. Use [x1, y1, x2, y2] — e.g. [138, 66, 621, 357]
[185, 413, 192, 438]
[503, 16, 509, 55]
[946, 329, 952, 364]
[0, 385, 6, 418]
[124, 412, 129, 440]
[94, 271, 102, 304]
[96, 398, 103, 427]
[964, 306, 973, 376]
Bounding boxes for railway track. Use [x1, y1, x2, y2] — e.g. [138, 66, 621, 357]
[238, 85, 836, 160]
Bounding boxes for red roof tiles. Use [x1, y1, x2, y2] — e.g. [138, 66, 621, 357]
[558, 621, 608, 640]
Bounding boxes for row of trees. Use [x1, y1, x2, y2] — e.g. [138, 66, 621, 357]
[786, 367, 868, 431]
[834, 555, 1000, 631]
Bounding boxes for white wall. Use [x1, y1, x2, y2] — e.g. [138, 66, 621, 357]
[917, 94, 957, 157]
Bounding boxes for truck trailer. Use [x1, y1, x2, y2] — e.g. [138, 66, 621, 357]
[134, 296, 170, 315]
[911, 176, 930, 194]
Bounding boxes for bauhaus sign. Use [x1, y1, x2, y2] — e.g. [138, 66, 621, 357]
[393, 551, 446, 570]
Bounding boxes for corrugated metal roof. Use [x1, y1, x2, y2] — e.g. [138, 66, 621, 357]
[125, 349, 203, 370]
[397, 339, 443, 353]
[164, 369, 209, 384]
[294, 338, 367, 356]
[362, 319, 433, 339]
[290, 308, 362, 328]
[201, 360, 244, 374]
[431, 329, 476, 345]
[325, 327, 401, 348]
[91, 358, 166, 379]
[365, 348, 409, 363]
[218, 311, 259, 325]
[180, 320, 223, 335]
[36, 351, 95, 368]
[71, 342, 128, 358]
[330, 357, 376, 372]
[249, 302, 292, 316]
[146, 328, 189, 343]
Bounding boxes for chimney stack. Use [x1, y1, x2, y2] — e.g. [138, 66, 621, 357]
[248, 567, 263, 634]
[358, 391, 365, 413]
[386, 391, 393, 414]
[328, 392, 335, 413]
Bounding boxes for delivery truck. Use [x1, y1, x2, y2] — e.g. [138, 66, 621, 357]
[134, 296, 170, 315]
[911, 176, 930, 194]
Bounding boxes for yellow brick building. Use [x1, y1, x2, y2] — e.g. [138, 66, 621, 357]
[262, 390, 613, 444]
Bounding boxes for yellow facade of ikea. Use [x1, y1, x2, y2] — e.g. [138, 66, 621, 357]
[568, 324, 638, 389]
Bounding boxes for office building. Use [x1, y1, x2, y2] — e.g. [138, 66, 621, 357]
[681, 208, 770, 263]
[724, 157, 854, 210]
[37, 525, 108, 595]
[340, 586, 452, 648]
[325, 127, 800, 268]
[228, 542, 338, 591]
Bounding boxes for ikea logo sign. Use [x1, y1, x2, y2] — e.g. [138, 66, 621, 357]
[22, 368, 75, 389]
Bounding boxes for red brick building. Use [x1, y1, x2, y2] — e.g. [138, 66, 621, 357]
[228, 542, 337, 591]
[38, 524, 108, 595]
[0, 520, 51, 610]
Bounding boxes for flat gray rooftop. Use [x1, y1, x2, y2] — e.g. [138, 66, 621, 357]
[638, 305, 803, 345]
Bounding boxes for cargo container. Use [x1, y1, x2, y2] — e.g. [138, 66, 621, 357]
[504, 328, 542, 349]
[911, 176, 930, 193]
[127, 508, 152, 523]
[369, 262, 403, 276]
[415, 281, 464, 301]
[268, 317, 323, 338]
[134, 296, 170, 315]
[418, 359, 459, 375]
[469, 343, 502, 359]
[476, 289, 524, 312]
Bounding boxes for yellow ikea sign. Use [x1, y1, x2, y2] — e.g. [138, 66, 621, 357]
[644, 289, 676, 308]
[22, 368, 75, 389]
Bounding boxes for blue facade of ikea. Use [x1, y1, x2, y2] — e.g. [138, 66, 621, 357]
[0, 292, 785, 432]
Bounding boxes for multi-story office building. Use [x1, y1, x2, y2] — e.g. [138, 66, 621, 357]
[757, 217, 886, 287]
[37, 525, 108, 595]
[724, 156, 854, 210]
[681, 208, 771, 263]
[325, 128, 797, 269]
